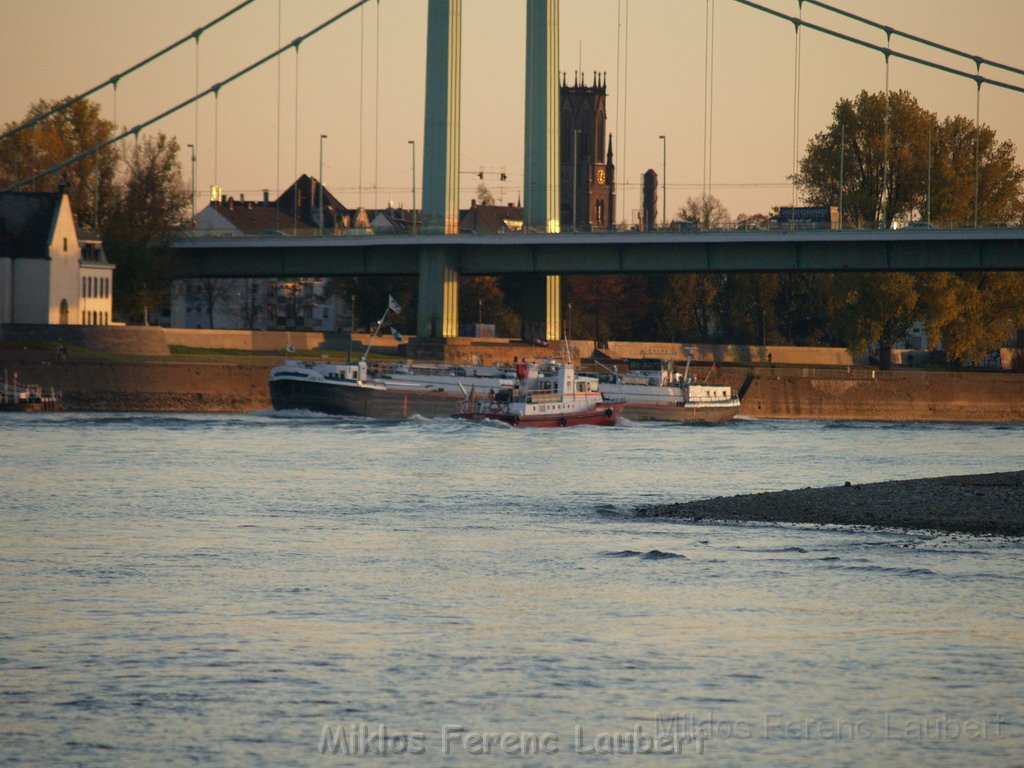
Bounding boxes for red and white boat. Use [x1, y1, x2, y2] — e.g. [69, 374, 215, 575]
[452, 360, 625, 427]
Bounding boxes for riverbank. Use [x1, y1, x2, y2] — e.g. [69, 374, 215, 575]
[634, 471, 1024, 536]
[1, 347, 1022, 420]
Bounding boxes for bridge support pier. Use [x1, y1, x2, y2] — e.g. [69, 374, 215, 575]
[417, 247, 459, 339]
[521, 274, 561, 342]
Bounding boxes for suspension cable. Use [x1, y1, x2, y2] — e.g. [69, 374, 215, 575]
[0, 0, 258, 143]
[702, 0, 709, 199]
[359, 4, 365, 208]
[374, 0, 381, 210]
[3, 0, 373, 193]
[293, 44, 300, 236]
[708, 0, 717, 204]
[791, 2, 801, 214]
[276, 0, 282, 229]
[730, 0, 1024, 95]
[801, 0, 1024, 80]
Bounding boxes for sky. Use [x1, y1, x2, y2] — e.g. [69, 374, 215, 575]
[3, 0, 1023, 224]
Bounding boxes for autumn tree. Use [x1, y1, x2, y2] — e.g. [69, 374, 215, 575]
[829, 273, 919, 368]
[917, 272, 1024, 363]
[102, 133, 191, 322]
[0, 98, 119, 227]
[798, 90, 934, 227]
[930, 116, 1024, 227]
[799, 90, 1024, 228]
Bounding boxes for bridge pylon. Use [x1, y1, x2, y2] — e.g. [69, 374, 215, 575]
[523, 0, 562, 340]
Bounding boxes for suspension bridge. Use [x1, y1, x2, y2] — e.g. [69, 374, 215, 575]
[3, 0, 1023, 338]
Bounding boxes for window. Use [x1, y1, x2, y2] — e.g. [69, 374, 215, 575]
[82, 277, 87, 296]
[63, 237, 68, 252]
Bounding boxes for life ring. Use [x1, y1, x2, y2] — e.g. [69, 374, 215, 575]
[489, 402, 501, 414]
[559, 417, 568, 427]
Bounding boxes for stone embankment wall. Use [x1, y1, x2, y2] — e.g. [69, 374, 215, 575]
[1, 356, 273, 411]
[2, 353, 1022, 421]
[726, 369, 1024, 422]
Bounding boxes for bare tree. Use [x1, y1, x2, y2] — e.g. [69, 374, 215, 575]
[677, 194, 731, 229]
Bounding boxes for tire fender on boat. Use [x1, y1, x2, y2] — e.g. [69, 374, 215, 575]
[559, 417, 568, 427]
[604, 408, 613, 418]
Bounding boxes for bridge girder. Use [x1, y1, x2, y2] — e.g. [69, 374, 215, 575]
[172, 231, 1024, 279]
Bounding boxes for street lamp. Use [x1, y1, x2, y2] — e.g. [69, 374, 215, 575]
[319, 134, 328, 236]
[926, 125, 933, 225]
[658, 135, 666, 229]
[408, 140, 416, 233]
[186, 143, 196, 225]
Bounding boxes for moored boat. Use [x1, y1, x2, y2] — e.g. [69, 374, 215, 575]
[595, 357, 740, 422]
[452, 360, 625, 427]
[0, 375, 62, 412]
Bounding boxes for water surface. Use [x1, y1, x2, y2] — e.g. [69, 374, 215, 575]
[2, 414, 1022, 765]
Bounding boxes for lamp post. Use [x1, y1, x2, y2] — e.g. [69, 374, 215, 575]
[408, 140, 416, 233]
[926, 125, 933, 225]
[186, 143, 196, 225]
[319, 134, 328, 236]
[838, 124, 845, 230]
[659, 135, 666, 229]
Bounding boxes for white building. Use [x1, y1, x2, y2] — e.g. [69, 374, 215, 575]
[0, 191, 114, 325]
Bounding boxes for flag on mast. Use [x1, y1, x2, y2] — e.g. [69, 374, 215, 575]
[391, 328, 403, 342]
[388, 295, 402, 315]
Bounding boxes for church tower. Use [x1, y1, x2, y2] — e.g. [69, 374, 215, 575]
[559, 72, 616, 231]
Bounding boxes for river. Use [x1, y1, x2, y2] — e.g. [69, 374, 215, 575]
[2, 413, 1022, 766]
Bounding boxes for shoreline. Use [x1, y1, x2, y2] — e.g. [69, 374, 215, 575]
[634, 471, 1024, 536]
[0, 353, 1022, 421]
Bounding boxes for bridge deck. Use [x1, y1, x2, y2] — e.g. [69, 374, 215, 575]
[171, 229, 1024, 277]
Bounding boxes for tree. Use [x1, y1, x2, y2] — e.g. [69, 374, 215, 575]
[799, 90, 1024, 228]
[677, 194, 730, 229]
[930, 116, 1024, 227]
[830, 273, 918, 368]
[716, 274, 780, 346]
[476, 183, 494, 206]
[0, 98, 119, 227]
[459, 276, 521, 337]
[645, 273, 722, 343]
[918, 272, 1024, 363]
[102, 133, 191, 322]
[798, 90, 933, 227]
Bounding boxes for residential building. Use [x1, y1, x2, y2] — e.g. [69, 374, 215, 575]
[459, 201, 524, 233]
[174, 177, 354, 331]
[0, 190, 114, 325]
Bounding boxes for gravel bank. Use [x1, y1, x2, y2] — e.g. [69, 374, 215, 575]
[634, 471, 1024, 536]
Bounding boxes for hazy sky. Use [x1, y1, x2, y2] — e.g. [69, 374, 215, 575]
[3, 0, 1023, 222]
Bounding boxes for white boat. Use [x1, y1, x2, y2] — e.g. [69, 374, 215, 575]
[594, 357, 741, 422]
[452, 360, 625, 427]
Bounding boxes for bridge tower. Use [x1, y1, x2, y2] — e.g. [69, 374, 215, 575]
[522, 0, 562, 341]
[418, 0, 462, 338]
